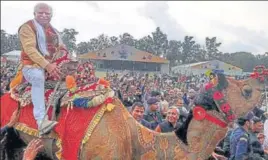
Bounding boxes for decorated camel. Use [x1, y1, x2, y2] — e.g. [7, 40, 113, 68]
[1, 54, 267, 159]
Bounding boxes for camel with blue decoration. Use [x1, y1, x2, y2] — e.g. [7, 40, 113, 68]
[1, 57, 267, 159]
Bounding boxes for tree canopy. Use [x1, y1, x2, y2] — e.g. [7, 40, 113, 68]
[1, 27, 267, 72]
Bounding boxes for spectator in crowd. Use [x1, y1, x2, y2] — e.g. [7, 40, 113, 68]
[257, 133, 268, 155]
[160, 94, 169, 118]
[176, 97, 189, 124]
[130, 102, 151, 129]
[0, 109, 20, 159]
[150, 90, 162, 113]
[252, 107, 266, 121]
[229, 114, 252, 160]
[186, 89, 196, 109]
[144, 97, 163, 129]
[155, 107, 181, 133]
[249, 117, 266, 159]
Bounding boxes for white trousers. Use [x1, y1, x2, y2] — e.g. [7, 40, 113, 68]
[22, 67, 46, 126]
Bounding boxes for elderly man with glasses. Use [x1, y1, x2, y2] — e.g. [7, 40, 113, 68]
[10, 3, 67, 135]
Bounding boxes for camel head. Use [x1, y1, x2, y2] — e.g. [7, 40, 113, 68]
[224, 65, 267, 118]
[193, 66, 267, 126]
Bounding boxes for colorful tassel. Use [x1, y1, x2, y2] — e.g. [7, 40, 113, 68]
[10, 70, 23, 89]
[66, 75, 77, 90]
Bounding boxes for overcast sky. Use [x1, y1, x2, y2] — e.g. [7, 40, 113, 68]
[1, 1, 267, 55]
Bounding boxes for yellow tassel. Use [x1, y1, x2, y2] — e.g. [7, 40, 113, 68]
[10, 70, 23, 89]
[106, 103, 115, 112]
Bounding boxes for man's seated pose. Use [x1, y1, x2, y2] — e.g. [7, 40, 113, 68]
[12, 3, 67, 134]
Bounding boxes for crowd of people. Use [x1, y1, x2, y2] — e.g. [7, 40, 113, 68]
[1, 61, 268, 159]
[0, 63, 16, 95]
[105, 70, 268, 160]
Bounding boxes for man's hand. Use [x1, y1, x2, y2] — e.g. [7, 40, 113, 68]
[45, 63, 62, 80]
[211, 152, 227, 160]
[7, 109, 20, 127]
[23, 139, 44, 160]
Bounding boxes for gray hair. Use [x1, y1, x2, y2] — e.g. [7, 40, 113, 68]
[168, 106, 180, 115]
[34, 3, 53, 16]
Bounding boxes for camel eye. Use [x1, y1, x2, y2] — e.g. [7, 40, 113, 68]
[242, 85, 253, 99]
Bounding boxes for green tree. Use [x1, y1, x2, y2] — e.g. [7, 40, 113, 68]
[226, 52, 257, 72]
[191, 44, 205, 62]
[110, 36, 119, 46]
[60, 28, 79, 53]
[255, 53, 268, 68]
[89, 38, 100, 51]
[166, 40, 182, 67]
[135, 35, 154, 53]
[151, 27, 168, 57]
[181, 36, 196, 63]
[119, 33, 136, 46]
[96, 34, 111, 50]
[205, 37, 222, 60]
[76, 42, 91, 54]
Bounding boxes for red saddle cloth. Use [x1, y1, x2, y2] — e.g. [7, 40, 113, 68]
[1, 93, 101, 160]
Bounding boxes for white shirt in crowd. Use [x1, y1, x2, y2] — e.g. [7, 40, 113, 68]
[264, 119, 268, 149]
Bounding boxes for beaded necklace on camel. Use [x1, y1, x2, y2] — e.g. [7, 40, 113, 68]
[65, 75, 114, 111]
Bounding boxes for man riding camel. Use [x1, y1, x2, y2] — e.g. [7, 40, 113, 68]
[11, 3, 66, 134]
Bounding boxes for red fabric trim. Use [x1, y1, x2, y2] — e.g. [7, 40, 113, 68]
[204, 112, 227, 128]
[193, 106, 227, 128]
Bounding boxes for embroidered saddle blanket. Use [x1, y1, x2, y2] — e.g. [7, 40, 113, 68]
[10, 79, 109, 108]
[2, 81, 115, 160]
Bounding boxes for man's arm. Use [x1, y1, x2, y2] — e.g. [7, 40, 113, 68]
[235, 136, 250, 160]
[19, 24, 49, 68]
